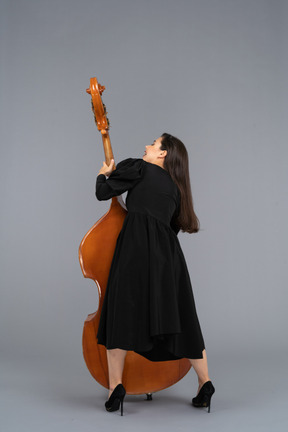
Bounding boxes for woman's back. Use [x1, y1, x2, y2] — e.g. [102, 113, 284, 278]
[126, 160, 180, 228]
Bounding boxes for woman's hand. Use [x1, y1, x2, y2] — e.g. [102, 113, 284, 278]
[98, 159, 114, 177]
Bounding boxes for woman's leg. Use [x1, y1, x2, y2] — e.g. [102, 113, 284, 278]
[106, 348, 127, 397]
[188, 349, 211, 394]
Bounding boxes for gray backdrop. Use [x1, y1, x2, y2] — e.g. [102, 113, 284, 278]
[1, 0, 287, 431]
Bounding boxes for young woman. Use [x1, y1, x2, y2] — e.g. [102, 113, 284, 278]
[95, 133, 215, 415]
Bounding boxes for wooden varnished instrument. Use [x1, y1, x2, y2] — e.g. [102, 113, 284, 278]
[78, 77, 191, 396]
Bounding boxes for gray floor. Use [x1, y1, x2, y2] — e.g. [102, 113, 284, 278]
[1, 347, 288, 432]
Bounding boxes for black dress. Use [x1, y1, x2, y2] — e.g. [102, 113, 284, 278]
[95, 158, 205, 361]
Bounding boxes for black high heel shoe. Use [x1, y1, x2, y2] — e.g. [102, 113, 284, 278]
[192, 380, 215, 413]
[105, 384, 126, 416]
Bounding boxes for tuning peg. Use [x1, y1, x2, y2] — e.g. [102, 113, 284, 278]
[98, 84, 105, 95]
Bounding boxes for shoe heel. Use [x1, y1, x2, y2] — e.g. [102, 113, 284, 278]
[120, 397, 124, 416]
[202, 394, 212, 413]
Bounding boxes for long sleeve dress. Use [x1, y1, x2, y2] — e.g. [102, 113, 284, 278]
[95, 158, 205, 361]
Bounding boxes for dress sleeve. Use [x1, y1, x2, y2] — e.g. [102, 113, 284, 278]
[95, 158, 145, 201]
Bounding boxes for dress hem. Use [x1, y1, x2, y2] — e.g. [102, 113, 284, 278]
[96, 339, 205, 362]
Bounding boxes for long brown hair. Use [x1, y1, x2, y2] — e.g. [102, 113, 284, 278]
[160, 133, 200, 234]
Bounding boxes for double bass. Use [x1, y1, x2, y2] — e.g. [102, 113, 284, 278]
[79, 77, 191, 396]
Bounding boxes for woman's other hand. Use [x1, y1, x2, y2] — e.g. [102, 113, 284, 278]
[98, 159, 114, 177]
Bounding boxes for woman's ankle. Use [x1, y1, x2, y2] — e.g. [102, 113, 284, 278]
[198, 377, 211, 387]
[109, 382, 122, 392]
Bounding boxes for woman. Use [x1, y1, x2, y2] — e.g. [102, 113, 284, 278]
[95, 133, 215, 415]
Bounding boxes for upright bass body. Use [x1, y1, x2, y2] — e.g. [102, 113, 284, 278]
[79, 77, 191, 395]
